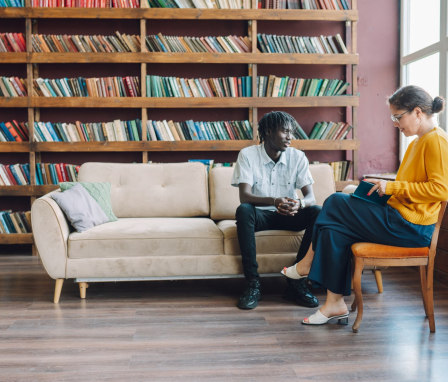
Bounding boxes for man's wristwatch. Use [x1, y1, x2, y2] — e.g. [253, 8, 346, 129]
[299, 199, 306, 209]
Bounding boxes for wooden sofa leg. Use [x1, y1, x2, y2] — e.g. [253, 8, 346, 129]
[373, 269, 383, 294]
[54, 279, 64, 304]
[79, 282, 89, 299]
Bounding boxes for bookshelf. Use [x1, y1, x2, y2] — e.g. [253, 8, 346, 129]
[0, 1, 359, 250]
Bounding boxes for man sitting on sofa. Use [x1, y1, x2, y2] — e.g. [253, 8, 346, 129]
[231, 111, 321, 310]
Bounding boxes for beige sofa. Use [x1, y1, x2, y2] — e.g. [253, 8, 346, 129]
[31, 162, 336, 303]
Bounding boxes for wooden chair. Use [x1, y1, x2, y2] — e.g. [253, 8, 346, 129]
[351, 201, 447, 333]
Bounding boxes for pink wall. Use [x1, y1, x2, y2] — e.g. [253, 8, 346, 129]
[356, 0, 400, 178]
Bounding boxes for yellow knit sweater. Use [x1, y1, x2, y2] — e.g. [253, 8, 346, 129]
[386, 127, 448, 225]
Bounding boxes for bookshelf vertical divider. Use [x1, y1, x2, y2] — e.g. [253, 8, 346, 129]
[140, 17, 148, 163]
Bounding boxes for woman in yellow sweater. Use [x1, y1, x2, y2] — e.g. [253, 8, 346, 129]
[282, 85, 448, 325]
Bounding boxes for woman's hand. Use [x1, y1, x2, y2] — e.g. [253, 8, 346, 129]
[365, 178, 388, 196]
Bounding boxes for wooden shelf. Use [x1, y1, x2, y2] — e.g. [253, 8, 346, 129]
[32, 139, 358, 152]
[0, 142, 30, 152]
[0, 233, 33, 245]
[0, 52, 359, 65]
[0, 185, 58, 196]
[1, 96, 359, 108]
[0, 8, 358, 21]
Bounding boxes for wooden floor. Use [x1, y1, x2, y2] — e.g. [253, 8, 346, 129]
[1, 256, 448, 382]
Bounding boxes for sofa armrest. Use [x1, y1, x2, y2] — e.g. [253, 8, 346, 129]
[31, 192, 70, 279]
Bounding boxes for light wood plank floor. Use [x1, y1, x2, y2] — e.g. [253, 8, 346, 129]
[1, 256, 448, 382]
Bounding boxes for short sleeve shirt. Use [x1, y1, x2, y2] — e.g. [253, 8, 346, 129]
[231, 144, 314, 210]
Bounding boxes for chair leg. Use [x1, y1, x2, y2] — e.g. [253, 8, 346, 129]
[79, 282, 89, 299]
[352, 257, 364, 333]
[424, 265, 436, 333]
[419, 266, 429, 317]
[54, 279, 64, 304]
[373, 269, 383, 293]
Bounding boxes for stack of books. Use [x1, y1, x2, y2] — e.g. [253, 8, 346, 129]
[145, 0, 251, 8]
[31, 32, 140, 53]
[32, 119, 142, 142]
[146, 75, 252, 97]
[146, 34, 251, 53]
[32, 76, 140, 97]
[0, 77, 28, 97]
[0, 33, 26, 52]
[329, 160, 351, 181]
[0, 210, 32, 234]
[30, 0, 140, 7]
[257, 33, 348, 54]
[0, 121, 29, 142]
[147, 119, 252, 141]
[308, 121, 352, 140]
[0, 0, 24, 6]
[0, 163, 79, 185]
[257, 76, 349, 97]
[261, 0, 350, 9]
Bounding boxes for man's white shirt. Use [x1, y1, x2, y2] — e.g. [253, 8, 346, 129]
[231, 144, 314, 210]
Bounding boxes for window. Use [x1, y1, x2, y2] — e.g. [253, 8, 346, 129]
[400, 0, 446, 158]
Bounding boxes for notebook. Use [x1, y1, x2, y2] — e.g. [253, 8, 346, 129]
[351, 180, 391, 206]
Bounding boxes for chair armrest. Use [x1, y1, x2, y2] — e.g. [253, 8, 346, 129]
[31, 192, 70, 279]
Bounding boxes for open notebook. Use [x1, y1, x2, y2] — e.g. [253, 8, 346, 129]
[351, 180, 391, 206]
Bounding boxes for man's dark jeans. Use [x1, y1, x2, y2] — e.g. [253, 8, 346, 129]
[235, 203, 321, 280]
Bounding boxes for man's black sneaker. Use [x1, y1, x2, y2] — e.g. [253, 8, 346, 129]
[237, 279, 261, 310]
[283, 277, 319, 308]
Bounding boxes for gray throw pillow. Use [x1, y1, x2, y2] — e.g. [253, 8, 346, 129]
[51, 183, 109, 232]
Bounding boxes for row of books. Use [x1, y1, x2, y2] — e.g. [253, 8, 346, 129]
[308, 120, 352, 140]
[0, 33, 26, 53]
[147, 119, 252, 141]
[0, 0, 24, 6]
[262, 0, 350, 9]
[146, 34, 251, 53]
[31, 32, 140, 53]
[146, 0, 251, 8]
[0, 77, 27, 97]
[1, 76, 348, 98]
[328, 160, 352, 181]
[3, 32, 349, 55]
[1, 0, 350, 7]
[257, 76, 349, 97]
[0, 210, 32, 234]
[29, 0, 140, 7]
[146, 75, 252, 98]
[257, 33, 348, 54]
[33, 119, 143, 142]
[32, 76, 141, 97]
[0, 118, 256, 142]
[0, 163, 79, 186]
[0, 121, 29, 142]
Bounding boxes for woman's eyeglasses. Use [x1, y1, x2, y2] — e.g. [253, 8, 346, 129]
[391, 110, 410, 123]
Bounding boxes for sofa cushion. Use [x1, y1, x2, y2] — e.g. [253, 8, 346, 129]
[77, 162, 209, 218]
[217, 220, 303, 256]
[209, 163, 336, 220]
[51, 184, 109, 232]
[59, 181, 117, 222]
[68, 217, 224, 259]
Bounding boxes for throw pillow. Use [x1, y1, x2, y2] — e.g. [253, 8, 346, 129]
[51, 183, 109, 232]
[60, 181, 117, 222]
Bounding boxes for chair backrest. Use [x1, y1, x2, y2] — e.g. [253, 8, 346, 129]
[429, 201, 448, 266]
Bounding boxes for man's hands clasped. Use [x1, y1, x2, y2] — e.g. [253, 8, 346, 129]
[275, 197, 300, 216]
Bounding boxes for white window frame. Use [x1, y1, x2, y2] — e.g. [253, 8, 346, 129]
[399, 0, 447, 159]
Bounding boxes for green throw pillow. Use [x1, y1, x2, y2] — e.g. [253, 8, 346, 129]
[59, 182, 117, 222]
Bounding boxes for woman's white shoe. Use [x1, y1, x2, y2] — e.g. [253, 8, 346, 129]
[302, 309, 349, 325]
[280, 265, 306, 280]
